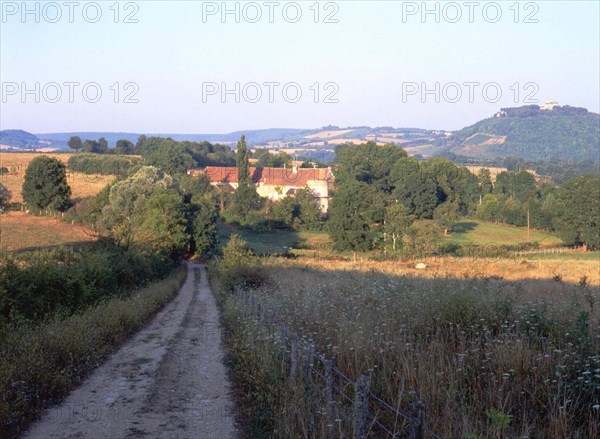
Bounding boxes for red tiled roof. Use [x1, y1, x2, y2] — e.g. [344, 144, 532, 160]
[204, 167, 332, 186]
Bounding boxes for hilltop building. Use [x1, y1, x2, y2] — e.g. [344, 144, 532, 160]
[540, 100, 559, 111]
[189, 166, 334, 212]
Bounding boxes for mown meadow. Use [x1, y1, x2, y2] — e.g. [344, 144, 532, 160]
[212, 258, 599, 438]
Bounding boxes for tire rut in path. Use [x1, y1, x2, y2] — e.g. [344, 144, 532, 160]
[23, 262, 239, 439]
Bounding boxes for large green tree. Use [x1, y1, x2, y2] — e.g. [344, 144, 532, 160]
[477, 168, 494, 198]
[384, 200, 412, 252]
[403, 222, 442, 257]
[494, 171, 537, 202]
[100, 166, 181, 249]
[115, 139, 135, 155]
[236, 135, 251, 185]
[421, 158, 479, 214]
[501, 197, 527, 226]
[477, 194, 502, 222]
[434, 201, 459, 236]
[0, 183, 11, 213]
[22, 156, 71, 211]
[136, 189, 190, 257]
[272, 188, 321, 230]
[334, 142, 407, 192]
[98, 137, 109, 153]
[553, 175, 600, 248]
[193, 199, 220, 260]
[396, 172, 441, 219]
[327, 180, 385, 251]
[67, 136, 83, 151]
[232, 135, 259, 217]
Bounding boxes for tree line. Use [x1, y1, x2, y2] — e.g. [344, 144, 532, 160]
[3, 137, 597, 261]
[327, 142, 599, 253]
[67, 135, 237, 174]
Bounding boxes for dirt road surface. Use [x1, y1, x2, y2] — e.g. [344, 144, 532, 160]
[24, 263, 239, 439]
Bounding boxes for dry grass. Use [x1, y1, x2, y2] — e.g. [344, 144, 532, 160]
[292, 255, 600, 285]
[304, 130, 355, 139]
[0, 152, 114, 202]
[0, 212, 96, 252]
[214, 259, 600, 438]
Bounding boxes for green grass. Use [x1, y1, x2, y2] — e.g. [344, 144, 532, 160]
[217, 221, 328, 255]
[446, 220, 563, 246]
[218, 219, 565, 258]
[527, 252, 600, 261]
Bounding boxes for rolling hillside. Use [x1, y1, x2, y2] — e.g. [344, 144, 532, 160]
[444, 105, 600, 161]
[4, 105, 598, 163]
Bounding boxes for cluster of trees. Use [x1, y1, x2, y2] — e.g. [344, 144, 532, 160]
[80, 166, 220, 259]
[252, 148, 293, 168]
[67, 135, 237, 176]
[13, 155, 219, 260]
[67, 154, 143, 178]
[328, 142, 479, 253]
[67, 136, 136, 154]
[327, 142, 599, 253]
[475, 170, 547, 227]
[136, 136, 236, 175]
[452, 155, 599, 185]
[474, 169, 599, 249]
[14, 136, 598, 261]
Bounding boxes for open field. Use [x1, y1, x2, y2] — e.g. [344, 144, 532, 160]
[292, 254, 600, 285]
[0, 152, 114, 202]
[304, 129, 354, 139]
[214, 259, 600, 438]
[217, 221, 597, 284]
[447, 220, 563, 246]
[528, 252, 600, 261]
[0, 211, 96, 252]
[220, 220, 564, 255]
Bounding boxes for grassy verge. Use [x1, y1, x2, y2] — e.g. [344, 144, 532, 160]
[211, 259, 599, 438]
[217, 221, 328, 256]
[0, 265, 187, 438]
[527, 252, 600, 261]
[446, 220, 563, 246]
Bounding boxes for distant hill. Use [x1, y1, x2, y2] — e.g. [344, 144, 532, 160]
[0, 130, 44, 149]
[36, 128, 311, 148]
[443, 105, 600, 161]
[9, 106, 598, 163]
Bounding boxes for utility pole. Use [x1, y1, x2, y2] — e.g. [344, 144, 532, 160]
[527, 208, 531, 243]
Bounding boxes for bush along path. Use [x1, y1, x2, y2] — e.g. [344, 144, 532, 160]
[23, 263, 239, 439]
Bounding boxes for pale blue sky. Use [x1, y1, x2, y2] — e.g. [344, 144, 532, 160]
[1, 1, 599, 133]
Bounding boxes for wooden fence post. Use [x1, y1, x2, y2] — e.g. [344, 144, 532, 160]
[325, 360, 335, 439]
[353, 375, 370, 439]
[408, 401, 425, 439]
[290, 333, 298, 382]
[305, 344, 314, 382]
[280, 323, 287, 370]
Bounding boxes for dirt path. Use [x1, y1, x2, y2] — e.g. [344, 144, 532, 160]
[24, 263, 239, 439]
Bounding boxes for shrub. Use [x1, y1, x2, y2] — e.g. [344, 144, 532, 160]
[0, 241, 175, 326]
[22, 156, 71, 211]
